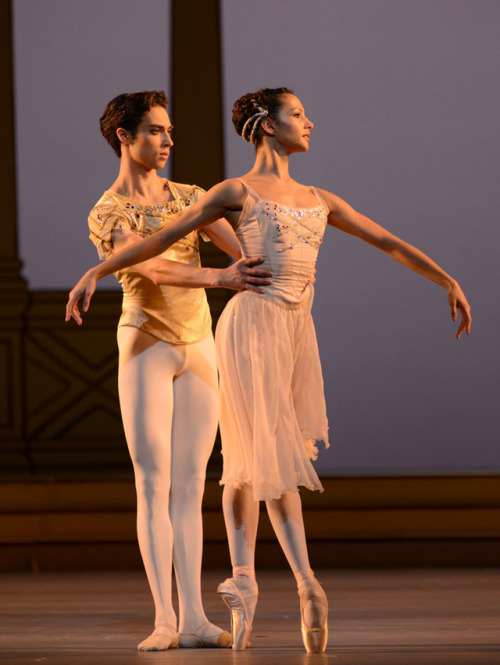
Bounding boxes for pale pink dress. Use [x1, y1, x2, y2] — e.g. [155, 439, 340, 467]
[216, 179, 330, 501]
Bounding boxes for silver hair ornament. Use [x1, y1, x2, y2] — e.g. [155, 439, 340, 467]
[241, 104, 268, 145]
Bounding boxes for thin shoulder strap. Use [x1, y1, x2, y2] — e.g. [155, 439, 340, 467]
[238, 178, 260, 200]
[310, 186, 328, 212]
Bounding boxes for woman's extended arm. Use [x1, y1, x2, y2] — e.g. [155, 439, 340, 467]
[66, 180, 266, 324]
[101, 180, 235, 273]
[320, 188, 472, 339]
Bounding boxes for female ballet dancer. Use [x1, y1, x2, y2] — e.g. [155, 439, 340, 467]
[66, 87, 471, 653]
[69, 90, 272, 651]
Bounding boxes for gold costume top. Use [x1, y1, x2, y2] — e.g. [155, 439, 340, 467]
[88, 181, 212, 344]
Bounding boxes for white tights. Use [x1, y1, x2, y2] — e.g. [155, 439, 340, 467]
[222, 484, 313, 581]
[118, 327, 219, 634]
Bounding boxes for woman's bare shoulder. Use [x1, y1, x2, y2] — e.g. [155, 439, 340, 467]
[206, 178, 247, 208]
[316, 187, 351, 214]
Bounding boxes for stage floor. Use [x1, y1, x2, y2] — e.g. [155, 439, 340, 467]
[1, 568, 499, 664]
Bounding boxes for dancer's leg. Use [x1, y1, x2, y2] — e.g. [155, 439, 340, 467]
[265, 490, 328, 652]
[118, 327, 180, 650]
[222, 484, 259, 580]
[265, 490, 310, 574]
[218, 484, 260, 649]
[168, 335, 229, 646]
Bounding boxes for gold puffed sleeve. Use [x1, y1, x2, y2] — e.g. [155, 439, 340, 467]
[88, 198, 129, 260]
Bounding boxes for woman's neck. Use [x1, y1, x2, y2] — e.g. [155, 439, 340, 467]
[243, 142, 318, 207]
[248, 143, 292, 182]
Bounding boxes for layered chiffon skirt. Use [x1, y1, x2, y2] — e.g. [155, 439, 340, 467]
[216, 289, 329, 502]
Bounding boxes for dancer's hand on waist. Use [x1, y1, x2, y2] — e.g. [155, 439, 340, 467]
[219, 257, 272, 293]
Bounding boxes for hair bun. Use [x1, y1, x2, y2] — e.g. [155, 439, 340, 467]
[232, 87, 293, 146]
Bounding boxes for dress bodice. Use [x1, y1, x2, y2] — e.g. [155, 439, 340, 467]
[234, 180, 328, 307]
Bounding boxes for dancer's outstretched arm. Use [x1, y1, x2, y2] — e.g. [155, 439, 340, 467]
[319, 189, 472, 339]
[109, 219, 264, 287]
[66, 180, 262, 324]
[110, 214, 245, 283]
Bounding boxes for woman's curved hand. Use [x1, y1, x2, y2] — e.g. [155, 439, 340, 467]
[448, 281, 471, 339]
[219, 257, 272, 293]
[65, 269, 98, 325]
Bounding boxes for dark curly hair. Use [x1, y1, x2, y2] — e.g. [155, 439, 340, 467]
[100, 90, 168, 157]
[232, 87, 294, 146]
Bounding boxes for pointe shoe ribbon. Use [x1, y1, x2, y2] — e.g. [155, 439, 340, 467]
[217, 577, 258, 650]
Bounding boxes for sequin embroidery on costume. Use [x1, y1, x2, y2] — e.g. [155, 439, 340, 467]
[119, 191, 199, 251]
[95, 203, 116, 225]
[261, 201, 326, 252]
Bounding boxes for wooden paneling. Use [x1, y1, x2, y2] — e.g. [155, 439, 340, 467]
[1, 476, 499, 570]
[24, 291, 128, 474]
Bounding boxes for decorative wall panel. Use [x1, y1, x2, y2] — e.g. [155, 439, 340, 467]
[22, 292, 128, 475]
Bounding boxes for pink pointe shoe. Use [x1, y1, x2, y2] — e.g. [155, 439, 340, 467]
[217, 576, 258, 650]
[298, 577, 328, 653]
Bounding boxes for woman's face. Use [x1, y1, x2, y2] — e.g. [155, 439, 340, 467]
[123, 105, 173, 170]
[271, 94, 314, 153]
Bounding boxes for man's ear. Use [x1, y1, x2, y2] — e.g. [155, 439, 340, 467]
[116, 128, 130, 145]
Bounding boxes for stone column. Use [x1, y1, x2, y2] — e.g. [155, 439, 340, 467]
[0, 0, 30, 473]
[171, 0, 229, 293]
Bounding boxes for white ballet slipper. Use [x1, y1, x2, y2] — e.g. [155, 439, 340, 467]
[137, 624, 179, 651]
[178, 621, 232, 648]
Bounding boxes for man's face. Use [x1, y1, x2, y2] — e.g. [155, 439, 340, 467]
[125, 105, 173, 170]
